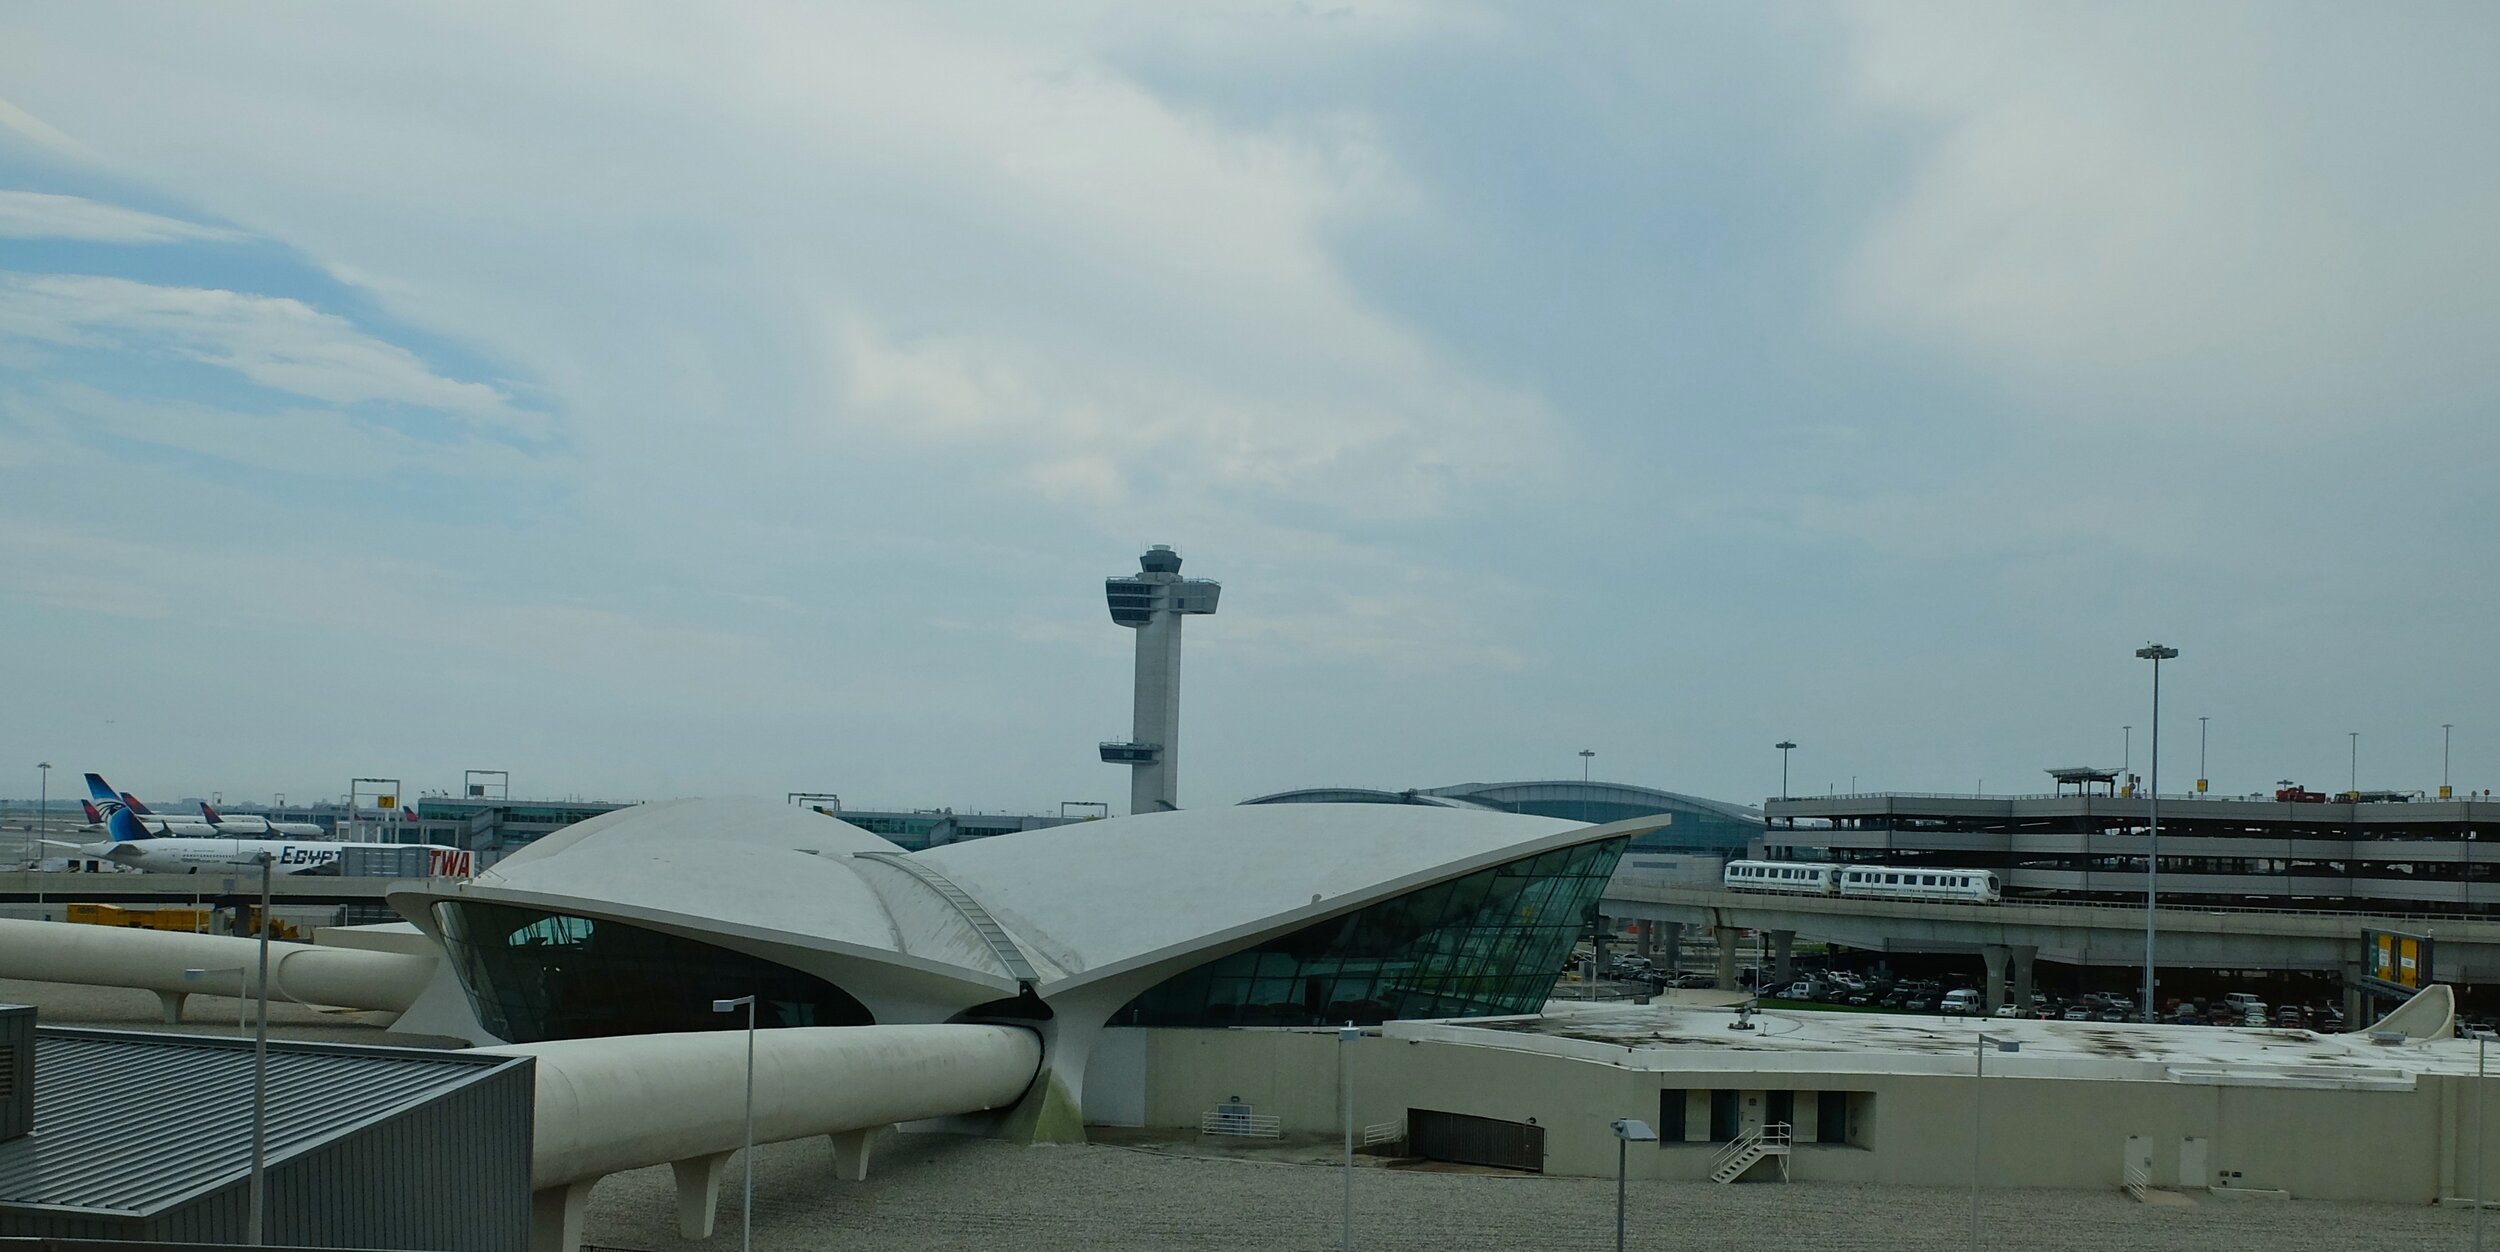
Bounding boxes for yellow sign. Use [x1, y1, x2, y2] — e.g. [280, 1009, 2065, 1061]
[377, 794, 397, 809]
[2365, 930, 2431, 991]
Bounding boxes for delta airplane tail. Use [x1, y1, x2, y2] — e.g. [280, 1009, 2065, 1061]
[81, 799, 104, 825]
[201, 801, 225, 824]
[119, 791, 153, 815]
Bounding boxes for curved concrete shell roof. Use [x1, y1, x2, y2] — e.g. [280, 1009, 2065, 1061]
[394, 798, 1645, 1029]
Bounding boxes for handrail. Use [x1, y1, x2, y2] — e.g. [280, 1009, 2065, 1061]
[1707, 1127, 1762, 1176]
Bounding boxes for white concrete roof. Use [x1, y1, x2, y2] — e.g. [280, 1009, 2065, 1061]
[1403, 1000, 2499, 1088]
[919, 804, 1590, 988]
[404, 799, 1618, 1007]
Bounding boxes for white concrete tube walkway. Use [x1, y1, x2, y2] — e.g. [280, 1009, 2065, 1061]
[0, 917, 437, 1021]
[481, 1024, 1043, 1252]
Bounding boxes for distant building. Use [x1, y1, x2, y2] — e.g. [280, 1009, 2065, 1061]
[411, 797, 635, 851]
[1765, 788, 2500, 913]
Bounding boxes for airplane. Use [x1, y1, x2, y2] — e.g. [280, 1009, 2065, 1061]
[199, 802, 325, 838]
[50, 773, 472, 877]
[113, 789, 217, 835]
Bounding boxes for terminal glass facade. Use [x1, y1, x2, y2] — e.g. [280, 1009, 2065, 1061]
[1113, 836, 1627, 1028]
[435, 902, 873, 1043]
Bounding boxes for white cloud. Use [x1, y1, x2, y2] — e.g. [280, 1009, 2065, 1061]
[0, 273, 534, 432]
[1837, 4, 2500, 433]
[0, 381, 541, 479]
[0, 190, 240, 244]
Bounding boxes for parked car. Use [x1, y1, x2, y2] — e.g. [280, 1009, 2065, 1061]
[2063, 1006, 2093, 1021]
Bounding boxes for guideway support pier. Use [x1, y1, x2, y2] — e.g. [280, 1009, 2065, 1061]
[1980, 944, 2037, 1014]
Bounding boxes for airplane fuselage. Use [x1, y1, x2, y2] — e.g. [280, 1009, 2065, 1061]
[84, 837, 464, 875]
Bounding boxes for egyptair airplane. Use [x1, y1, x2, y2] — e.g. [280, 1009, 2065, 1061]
[47, 773, 471, 877]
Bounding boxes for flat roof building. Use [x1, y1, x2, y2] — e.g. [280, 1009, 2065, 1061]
[1766, 790, 2500, 914]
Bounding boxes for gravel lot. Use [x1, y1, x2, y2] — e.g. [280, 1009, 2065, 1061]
[583, 1131, 2476, 1252]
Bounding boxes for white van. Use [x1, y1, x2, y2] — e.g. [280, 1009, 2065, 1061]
[1940, 989, 1982, 1015]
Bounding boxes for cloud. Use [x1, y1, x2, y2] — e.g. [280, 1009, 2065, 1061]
[0, 381, 541, 479]
[1836, 4, 2500, 433]
[0, 273, 536, 432]
[0, 190, 241, 244]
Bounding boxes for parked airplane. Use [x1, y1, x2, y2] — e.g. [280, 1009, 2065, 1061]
[51, 773, 470, 877]
[113, 790, 217, 835]
[198, 802, 325, 838]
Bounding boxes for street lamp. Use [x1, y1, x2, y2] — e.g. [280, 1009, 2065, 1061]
[2445, 724, 2456, 800]
[1579, 749, 1595, 784]
[1338, 1023, 1361, 1251]
[2134, 643, 2178, 1023]
[36, 762, 49, 842]
[1611, 1117, 1658, 1252]
[2197, 717, 2209, 795]
[2122, 726, 2132, 780]
[2350, 731, 2360, 794]
[1775, 742, 1797, 801]
[712, 996, 758, 1252]
[1971, 1033, 2021, 1251]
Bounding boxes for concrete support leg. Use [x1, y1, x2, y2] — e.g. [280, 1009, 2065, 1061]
[155, 990, 186, 1025]
[2344, 962, 2366, 1029]
[669, 1151, 732, 1238]
[530, 1180, 596, 1252]
[1714, 927, 1740, 991]
[2010, 946, 2037, 1015]
[830, 1126, 878, 1182]
[1771, 931, 1795, 985]
[1636, 921, 1655, 961]
[1981, 945, 2010, 1014]
[1662, 927, 1682, 975]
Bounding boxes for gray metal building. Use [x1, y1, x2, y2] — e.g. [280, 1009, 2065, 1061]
[0, 1007, 532, 1250]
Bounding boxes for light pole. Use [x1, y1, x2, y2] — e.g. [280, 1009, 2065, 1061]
[2477, 1034, 2487, 1252]
[2349, 731, 2360, 795]
[2446, 724, 2457, 800]
[712, 995, 758, 1252]
[1338, 1023, 1360, 1252]
[1611, 1117, 1658, 1252]
[1971, 1032, 2020, 1251]
[248, 849, 273, 1245]
[1579, 749, 1595, 784]
[2197, 717, 2209, 795]
[2135, 643, 2178, 1022]
[36, 761, 50, 842]
[1776, 741, 1796, 801]
[2123, 726, 2132, 780]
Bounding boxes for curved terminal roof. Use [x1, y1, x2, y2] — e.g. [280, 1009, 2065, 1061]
[395, 798, 1639, 1024]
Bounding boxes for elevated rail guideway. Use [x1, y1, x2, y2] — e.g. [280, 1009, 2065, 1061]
[1600, 877, 2500, 1016]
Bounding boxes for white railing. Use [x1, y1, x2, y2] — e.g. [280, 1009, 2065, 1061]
[1200, 1107, 1281, 1139]
[1707, 1129, 1761, 1179]
[2124, 1160, 2150, 1201]
[1361, 1119, 1404, 1147]
[1708, 1122, 1790, 1181]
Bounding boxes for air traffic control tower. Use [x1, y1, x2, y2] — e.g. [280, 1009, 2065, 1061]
[1099, 545, 1221, 814]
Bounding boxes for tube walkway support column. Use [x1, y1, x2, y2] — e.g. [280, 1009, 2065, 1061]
[1981, 945, 2010, 1014]
[1714, 927, 1740, 991]
[1771, 931, 1795, 985]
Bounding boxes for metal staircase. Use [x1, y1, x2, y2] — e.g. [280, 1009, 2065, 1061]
[1708, 1122, 1792, 1184]
[852, 852, 1040, 985]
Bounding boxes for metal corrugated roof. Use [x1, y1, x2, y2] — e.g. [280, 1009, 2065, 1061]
[0, 1028, 525, 1217]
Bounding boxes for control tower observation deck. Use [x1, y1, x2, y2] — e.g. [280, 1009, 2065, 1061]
[1098, 545, 1220, 815]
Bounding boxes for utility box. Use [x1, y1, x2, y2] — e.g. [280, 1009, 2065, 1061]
[0, 1005, 32, 1143]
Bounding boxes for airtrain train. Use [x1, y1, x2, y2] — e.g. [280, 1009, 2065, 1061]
[1723, 859, 2002, 904]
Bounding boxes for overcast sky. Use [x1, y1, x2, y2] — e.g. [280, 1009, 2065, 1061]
[2, 4, 2494, 815]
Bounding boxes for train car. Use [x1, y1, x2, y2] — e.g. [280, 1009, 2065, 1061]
[1722, 860, 1842, 896]
[1835, 865, 2001, 904]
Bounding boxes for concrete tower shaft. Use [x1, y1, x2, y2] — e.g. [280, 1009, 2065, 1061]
[1098, 545, 1220, 814]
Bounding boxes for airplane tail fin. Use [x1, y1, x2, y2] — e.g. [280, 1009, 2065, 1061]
[81, 799, 103, 824]
[120, 791, 155, 815]
[201, 801, 224, 824]
[103, 802, 154, 842]
[83, 772, 121, 806]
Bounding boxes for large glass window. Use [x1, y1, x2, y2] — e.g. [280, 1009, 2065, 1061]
[435, 902, 873, 1043]
[1112, 836, 1627, 1027]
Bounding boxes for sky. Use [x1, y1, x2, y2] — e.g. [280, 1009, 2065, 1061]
[1, 3, 2494, 814]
